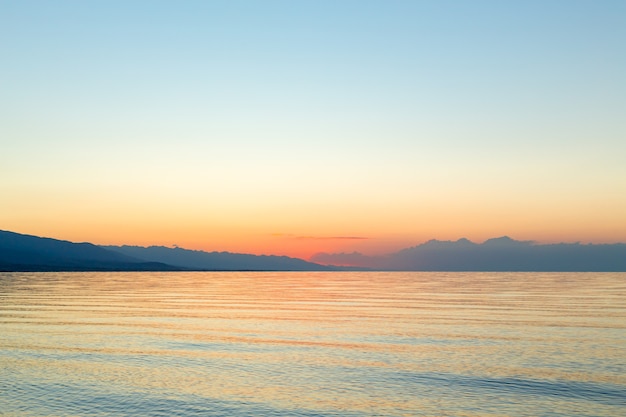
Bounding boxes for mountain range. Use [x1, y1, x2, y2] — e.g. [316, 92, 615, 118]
[1, 229, 626, 272]
[0, 230, 332, 272]
[101, 245, 334, 271]
[311, 236, 626, 271]
[0, 230, 176, 271]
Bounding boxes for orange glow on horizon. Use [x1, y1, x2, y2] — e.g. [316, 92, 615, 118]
[4, 219, 626, 262]
[3, 180, 625, 260]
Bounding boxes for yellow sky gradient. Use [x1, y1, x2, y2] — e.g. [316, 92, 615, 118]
[3, 174, 625, 259]
[2, 2, 625, 259]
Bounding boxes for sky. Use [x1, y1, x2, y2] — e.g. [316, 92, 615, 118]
[1, 0, 625, 259]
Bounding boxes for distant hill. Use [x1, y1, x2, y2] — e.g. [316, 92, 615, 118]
[312, 236, 626, 271]
[0, 229, 334, 271]
[103, 245, 334, 271]
[3, 230, 625, 272]
[0, 230, 179, 271]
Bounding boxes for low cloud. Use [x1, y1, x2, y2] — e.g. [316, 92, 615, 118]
[295, 236, 368, 241]
[271, 233, 368, 241]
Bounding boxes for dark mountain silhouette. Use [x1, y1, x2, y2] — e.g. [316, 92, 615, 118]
[0, 230, 179, 271]
[312, 236, 626, 271]
[0, 229, 335, 271]
[103, 245, 334, 271]
[3, 230, 625, 272]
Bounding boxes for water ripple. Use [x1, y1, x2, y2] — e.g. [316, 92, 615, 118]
[2, 271, 625, 417]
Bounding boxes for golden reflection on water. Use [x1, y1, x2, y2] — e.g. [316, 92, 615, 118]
[1, 272, 626, 416]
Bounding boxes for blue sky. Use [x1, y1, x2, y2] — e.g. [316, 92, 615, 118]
[2, 0, 625, 256]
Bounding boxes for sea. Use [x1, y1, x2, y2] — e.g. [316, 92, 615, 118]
[1, 271, 625, 417]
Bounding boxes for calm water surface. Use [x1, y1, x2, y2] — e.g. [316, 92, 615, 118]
[1, 272, 625, 416]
